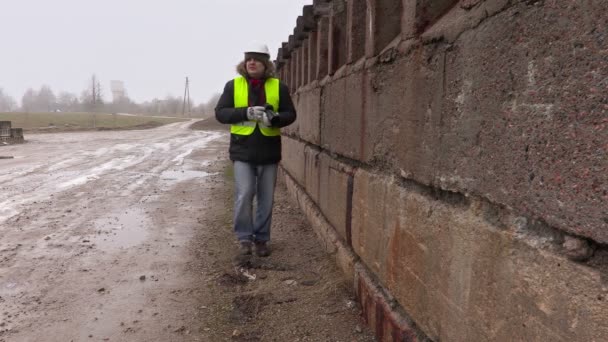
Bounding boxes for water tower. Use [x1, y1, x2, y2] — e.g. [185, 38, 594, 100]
[110, 80, 125, 102]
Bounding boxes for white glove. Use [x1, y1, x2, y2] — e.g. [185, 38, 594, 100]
[246, 106, 265, 121]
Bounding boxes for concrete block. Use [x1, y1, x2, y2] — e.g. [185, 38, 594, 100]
[282, 91, 300, 137]
[295, 46, 301, 90]
[0, 121, 11, 137]
[433, 0, 608, 242]
[413, 0, 459, 33]
[401, 0, 418, 39]
[355, 263, 428, 341]
[302, 5, 315, 31]
[297, 87, 321, 145]
[364, 48, 444, 186]
[307, 31, 318, 84]
[281, 42, 290, 59]
[295, 16, 307, 42]
[301, 41, 309, 86]
[304, 145, 321, 205]
[281, 137, 306, 186]
[346, 0, 367, 63]
[11, 128, 23, 139]
[352, 168, 608, 341]
[420, 0, 509, 44]
[368, 0, 403, 55]
[285, 59, 294, 93]
[313, 0, 331, 17]
[281, 166, 357, 282]
[321, 71, 366, 160]
[316, 16, 330, 79]
[329, 0, 347, 74]
[318, 152, 354, 244]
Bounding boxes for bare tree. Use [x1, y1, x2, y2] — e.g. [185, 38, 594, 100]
[163, 95, 182, 115]
[81, 74, 105, 112]
[57, 91, 80, 112]
[0, 88, 17, 112]
[21, 88, 38, 112]
[37, 85, 56, 112]
[192, 93, 220, 118]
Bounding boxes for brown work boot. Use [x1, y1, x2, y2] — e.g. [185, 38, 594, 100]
[239, 241, 253, 256]
[254, 241, 270, 257]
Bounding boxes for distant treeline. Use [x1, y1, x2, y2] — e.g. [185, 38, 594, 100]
[0, 75, 220, 118]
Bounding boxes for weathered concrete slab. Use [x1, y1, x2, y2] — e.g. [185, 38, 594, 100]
[297, 87, 321, 145]
[276, 1, 608, 341]
[433, 0, 608, 243]
[282, 167, 357, 281]
[352, 168, 608, 341]
[412, 0, 460, 33]
[355, 263, 428, 342]
[321, 71, 366, 160]
[318, 152, 354, 244]
[304, 145, 321, 205]
[282, 91, 300, 137]
[280, 137, 306, 186]
[363, 50, 443, 186]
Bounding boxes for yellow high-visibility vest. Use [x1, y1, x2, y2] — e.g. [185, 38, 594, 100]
[231, 76, 280, 137]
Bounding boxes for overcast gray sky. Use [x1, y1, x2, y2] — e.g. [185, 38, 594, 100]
[0, 0, 312, 105]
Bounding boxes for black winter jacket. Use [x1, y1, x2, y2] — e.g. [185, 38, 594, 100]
[215, 77, 296, 164]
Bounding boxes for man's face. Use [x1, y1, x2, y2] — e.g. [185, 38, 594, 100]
[246, 55, 266, 79]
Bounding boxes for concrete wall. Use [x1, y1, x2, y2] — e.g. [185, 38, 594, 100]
[0, 121, 24, 143]
[276, 1, 608, 341]
[0, 121, 11, 138]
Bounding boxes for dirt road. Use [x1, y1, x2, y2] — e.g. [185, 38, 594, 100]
[0, 121, 374, 341]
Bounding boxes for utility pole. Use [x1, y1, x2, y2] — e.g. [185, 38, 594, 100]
[91, 75, 97, 128]
[182, 77, 191, 117]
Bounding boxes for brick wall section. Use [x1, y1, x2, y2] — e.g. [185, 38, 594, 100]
[277, 0, 608, 341]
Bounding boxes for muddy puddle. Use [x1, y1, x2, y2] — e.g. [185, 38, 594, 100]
[91, 208, 149, 251]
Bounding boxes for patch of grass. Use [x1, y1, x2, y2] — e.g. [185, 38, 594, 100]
[0, 112, 188, 130]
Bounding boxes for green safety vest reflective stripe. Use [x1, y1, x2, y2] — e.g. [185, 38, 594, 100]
[231, 76, 281, 137]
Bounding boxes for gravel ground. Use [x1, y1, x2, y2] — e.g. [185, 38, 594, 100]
[0, 119, 375, 341]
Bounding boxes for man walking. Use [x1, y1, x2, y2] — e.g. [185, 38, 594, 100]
[215, 42, 296, 257]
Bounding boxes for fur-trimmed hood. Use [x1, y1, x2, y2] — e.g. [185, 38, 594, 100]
[236, 59, 276, 79]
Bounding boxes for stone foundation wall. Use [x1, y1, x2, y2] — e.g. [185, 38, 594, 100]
[277, 1, 607, 341]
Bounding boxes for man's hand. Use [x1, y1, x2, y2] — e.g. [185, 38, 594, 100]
[246, 106, 266, 121]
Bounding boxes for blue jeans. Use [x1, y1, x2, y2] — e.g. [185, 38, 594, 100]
[233, 161, 278, 243]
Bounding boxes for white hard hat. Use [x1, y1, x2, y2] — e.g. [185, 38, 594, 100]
[244, 41, 270, 57]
